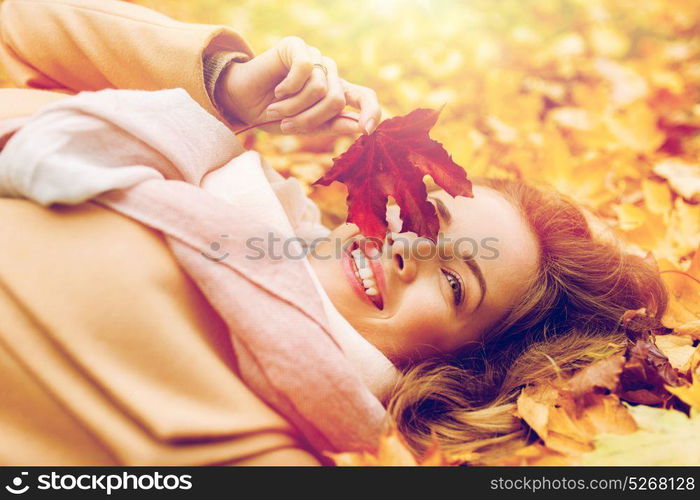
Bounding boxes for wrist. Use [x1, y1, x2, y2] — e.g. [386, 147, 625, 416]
[203, 51, 249, 126]
[215, 61, 244, 124]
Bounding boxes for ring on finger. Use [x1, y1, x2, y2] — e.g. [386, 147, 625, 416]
[312, 63, 328, 77]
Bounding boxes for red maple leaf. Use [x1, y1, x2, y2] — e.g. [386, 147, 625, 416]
[313, 108, 473, 242]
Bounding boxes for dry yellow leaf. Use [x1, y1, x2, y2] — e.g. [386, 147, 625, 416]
[659, 250, 700, 330]
[653, 158, 700, 202]
[668, 382, 700, 412]
[654, 334, 696, 372]
[641, 179, 672, 217]
[605, 102, 665, 153]
[676, 320, 700, 339]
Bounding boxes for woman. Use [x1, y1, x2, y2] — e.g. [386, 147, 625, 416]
[0, 0, 668, 464]
[382, 181, 667, 460]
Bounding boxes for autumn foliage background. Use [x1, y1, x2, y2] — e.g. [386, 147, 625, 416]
[2, 0, 698, 465]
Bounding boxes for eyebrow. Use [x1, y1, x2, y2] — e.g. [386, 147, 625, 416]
[432, 196, 451, 224]
[429, 195, 487, 310]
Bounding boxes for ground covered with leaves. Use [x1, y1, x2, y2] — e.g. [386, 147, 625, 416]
[2, 0, 698, 466]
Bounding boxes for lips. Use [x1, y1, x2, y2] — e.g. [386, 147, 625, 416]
[342, 239, 386, 309]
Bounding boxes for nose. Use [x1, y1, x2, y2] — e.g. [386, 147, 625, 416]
[389, 232, 435, 283]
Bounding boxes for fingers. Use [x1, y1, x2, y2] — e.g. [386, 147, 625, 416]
[270, 56, 348, 134]
[267, 76, 328, 122]
[282, 56, 346, 133]
[266, 50, 329, 121]
[267, 37, 381, 136]
[343, 80, 381, 135]
[268, 110, 360, 136]
[273, 36, 314, 99]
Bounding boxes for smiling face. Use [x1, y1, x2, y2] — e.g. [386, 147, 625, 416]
[308, 185, 540, 366]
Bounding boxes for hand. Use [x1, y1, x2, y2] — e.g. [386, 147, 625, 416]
[217, 36, 381, 135]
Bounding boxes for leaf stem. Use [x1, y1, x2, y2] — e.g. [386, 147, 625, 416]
[234, 114, 360, 135]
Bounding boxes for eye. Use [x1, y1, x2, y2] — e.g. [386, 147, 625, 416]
[441, 268, 464, 307]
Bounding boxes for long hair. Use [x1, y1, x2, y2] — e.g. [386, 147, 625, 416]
[386, 178, 669, 462]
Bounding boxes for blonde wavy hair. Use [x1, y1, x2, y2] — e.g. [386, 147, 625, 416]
[386, 178, 669, 463]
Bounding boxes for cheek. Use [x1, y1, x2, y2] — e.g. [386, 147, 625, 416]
[380, 293, 453, 362]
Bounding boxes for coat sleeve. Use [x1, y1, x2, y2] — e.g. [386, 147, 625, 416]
[0, 0, 254, 125]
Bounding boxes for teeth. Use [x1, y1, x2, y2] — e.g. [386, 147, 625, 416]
[364, 245, 380, 258]
[358, 267, 373, 279]
[352, 252, 368, 269]
[349, 244, 381, 304]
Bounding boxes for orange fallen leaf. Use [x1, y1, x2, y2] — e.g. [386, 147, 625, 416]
[566, 352, 625, 399]
[654, 334, 697, 373]
[667, 347, 700, 412]
[659, 249, 700, 335]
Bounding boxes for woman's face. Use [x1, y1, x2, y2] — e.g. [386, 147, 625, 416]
[308, 186, 540, 365]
